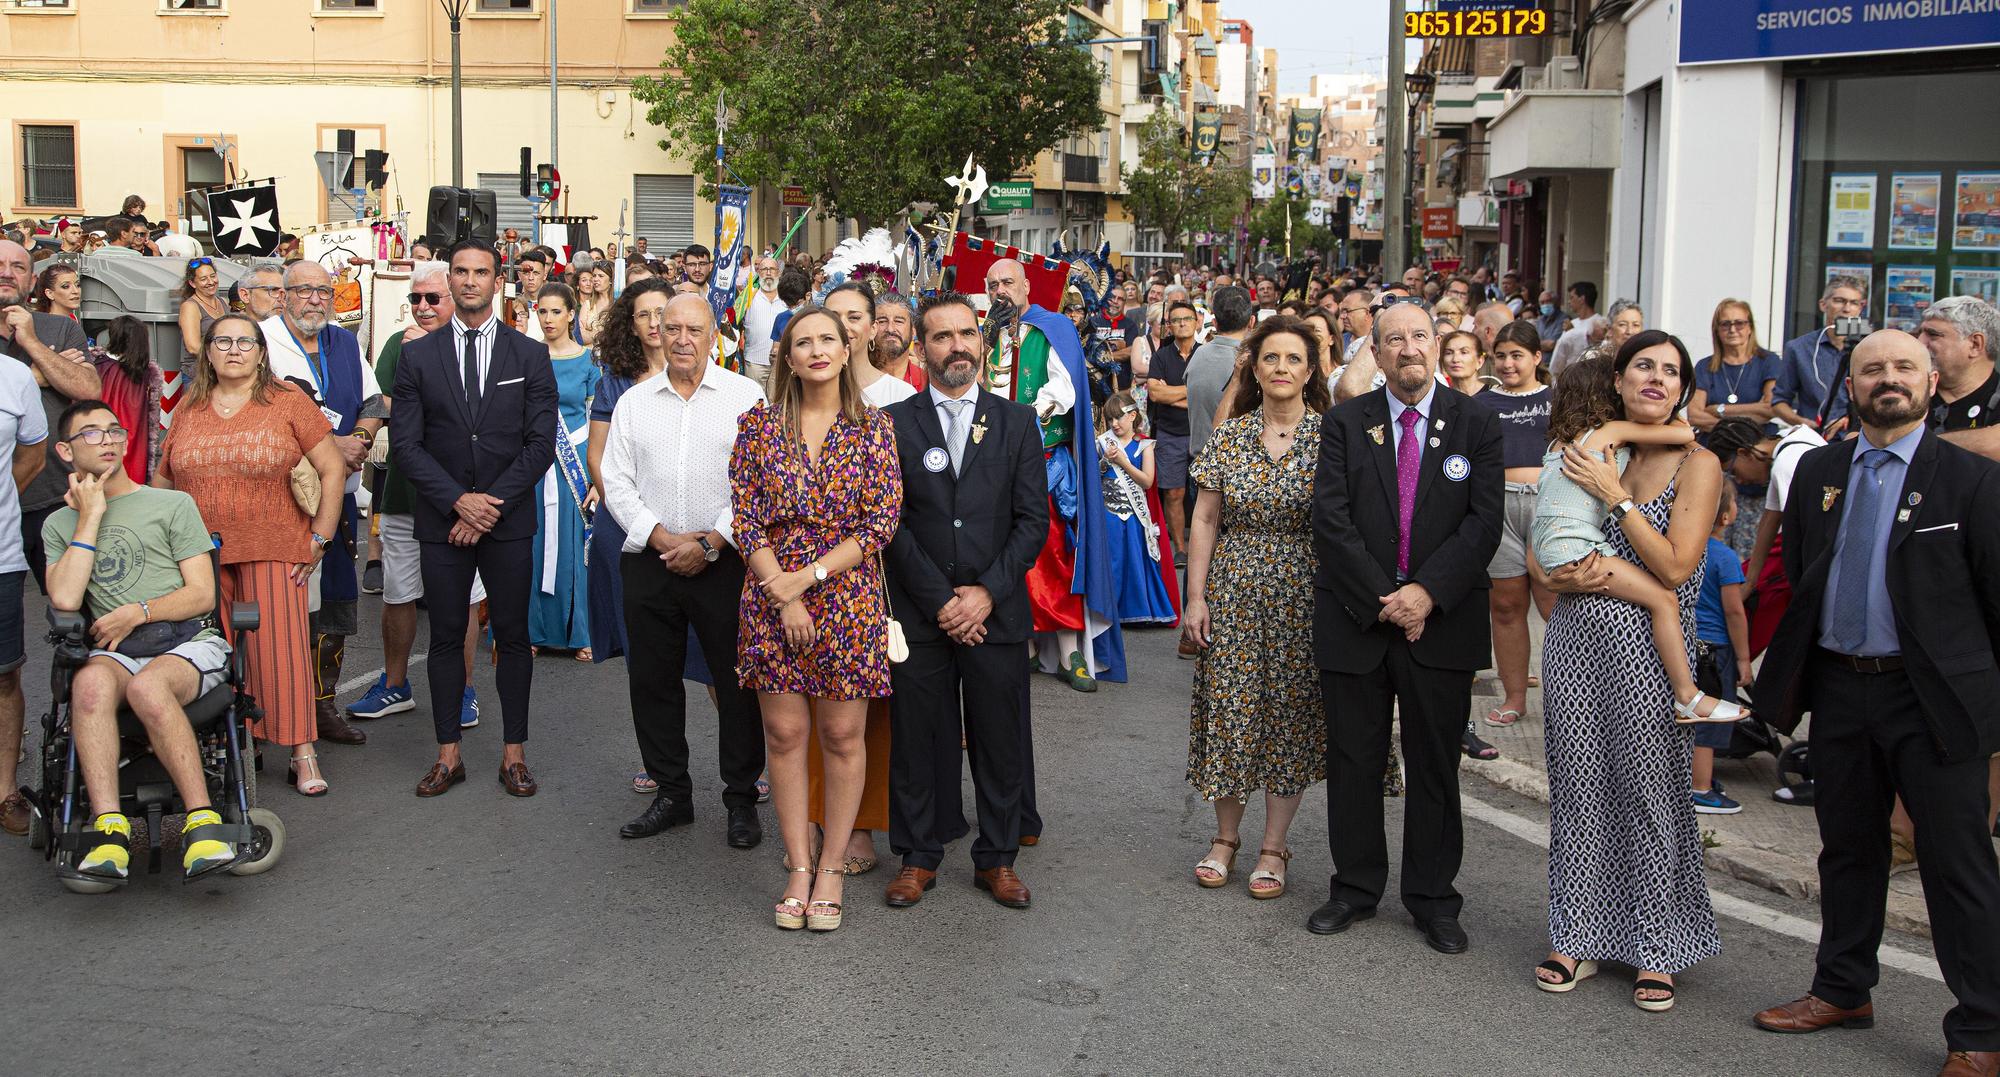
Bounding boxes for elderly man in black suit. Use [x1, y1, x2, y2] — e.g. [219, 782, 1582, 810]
[1752, 330, 2000, 1077]
[880, 293, 1047, 912]
[1307, 299, 1503, 952]
[390, 240, 558, 799]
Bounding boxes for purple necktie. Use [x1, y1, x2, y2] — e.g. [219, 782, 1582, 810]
[1396, 407, 1423, 578]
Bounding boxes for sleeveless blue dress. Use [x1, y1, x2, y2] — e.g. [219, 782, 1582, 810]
[1103, 438, 1177, 624]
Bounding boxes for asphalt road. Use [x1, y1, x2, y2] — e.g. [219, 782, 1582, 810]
[0, 591, 1963, 1076]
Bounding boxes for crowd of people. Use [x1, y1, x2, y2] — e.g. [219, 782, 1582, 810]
[4, 210, 2000, 1073]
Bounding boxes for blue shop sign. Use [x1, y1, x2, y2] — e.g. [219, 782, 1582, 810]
[1681, 0, 2000, 64]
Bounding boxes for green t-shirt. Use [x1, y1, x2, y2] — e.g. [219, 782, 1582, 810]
[42, 486, 218, 637]
[375, 329, 415, 517]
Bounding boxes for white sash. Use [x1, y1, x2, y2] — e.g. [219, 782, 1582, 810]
[540, 418, 590, 594]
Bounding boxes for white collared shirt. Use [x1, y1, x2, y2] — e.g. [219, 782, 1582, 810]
[450, 312, 501, 397]
[600, 361, 765, 552]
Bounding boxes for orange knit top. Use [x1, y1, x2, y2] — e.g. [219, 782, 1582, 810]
[159, 383, 333, 565]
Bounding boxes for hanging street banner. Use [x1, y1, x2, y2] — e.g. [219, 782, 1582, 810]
[708, 184, 751, 331]
[1251, 153, 1277, 200]
[1192, 110, 1222, 166]
[1287, 108, 1321, 169]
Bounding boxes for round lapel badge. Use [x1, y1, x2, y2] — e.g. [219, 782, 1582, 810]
[923, 446, 950, 473]
[1443, 454, 1470, 482]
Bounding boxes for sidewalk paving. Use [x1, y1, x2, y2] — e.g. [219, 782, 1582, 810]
[1459, 671, 1955, 938]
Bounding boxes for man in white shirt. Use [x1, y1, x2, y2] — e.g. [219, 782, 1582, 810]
[0, 355, 43, 836]
[600, 292, 768, 849]
[740, 255, 784, 385]
[1548, 280, 1606, 380]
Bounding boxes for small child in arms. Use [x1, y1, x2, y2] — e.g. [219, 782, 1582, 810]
[1532, 354, 1748, 724]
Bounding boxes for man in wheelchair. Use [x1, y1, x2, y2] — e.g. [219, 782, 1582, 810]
[43, 400, 239, 883]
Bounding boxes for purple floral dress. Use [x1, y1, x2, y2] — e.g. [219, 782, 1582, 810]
[729, 401, 901, 699]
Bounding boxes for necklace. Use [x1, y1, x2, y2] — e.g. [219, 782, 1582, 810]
[1719, 353, 1754, 404]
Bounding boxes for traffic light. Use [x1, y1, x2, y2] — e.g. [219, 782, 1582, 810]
[535, 163, 558, 200]
[363, 150, 389, 191]
[518, 147, 532, 198]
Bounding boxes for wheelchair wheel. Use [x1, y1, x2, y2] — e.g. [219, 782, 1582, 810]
[227, 807, 284, 876]
[27, 809, 47, 851]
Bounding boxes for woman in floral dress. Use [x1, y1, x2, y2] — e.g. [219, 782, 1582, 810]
[730, 305, 901, 933]
[1183, 315, 1331, 901]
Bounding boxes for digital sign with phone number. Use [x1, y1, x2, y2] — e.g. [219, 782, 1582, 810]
[1405, 5, 1549, 38]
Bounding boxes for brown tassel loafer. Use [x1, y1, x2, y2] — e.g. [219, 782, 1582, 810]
[415, 761, 466, 798]
[499, 761, 538, 797]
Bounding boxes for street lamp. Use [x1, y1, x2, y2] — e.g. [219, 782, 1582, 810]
[439, 0, 470, 188]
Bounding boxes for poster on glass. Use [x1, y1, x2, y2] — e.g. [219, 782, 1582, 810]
[1954, 172, 2000, 253]
[1888, 173, 1940, 251]
[1883, 266, 1935, 332]
[1826, 173, 1877, 250]
[1953, 267, 2000, 305]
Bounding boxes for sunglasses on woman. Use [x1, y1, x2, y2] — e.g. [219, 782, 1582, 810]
[188, 257, 214, 269]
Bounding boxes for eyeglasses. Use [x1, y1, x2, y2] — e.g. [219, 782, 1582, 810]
[187, 257, 213, 269]
[66, 426, 129, 445]
[1717, 319, 1752, 331]
[1169, 316, 1199, 326]
[287, 285, 335, 301]
[408, 291, 446, 306]
[209, 336, 260, 352]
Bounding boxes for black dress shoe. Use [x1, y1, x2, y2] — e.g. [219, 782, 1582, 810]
[1307, 899, 1376, 935]
[620, 794, 693, 839]
[725, 804, 763, 849]
[1417, 915, 1470, 954]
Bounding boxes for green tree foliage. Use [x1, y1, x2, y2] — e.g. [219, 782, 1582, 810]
[1119, 110, 1250, 247]
[1245, 190, 1333, 257]
[632, 0, 1102, 226]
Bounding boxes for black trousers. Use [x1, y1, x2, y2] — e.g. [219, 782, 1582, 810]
[1323, 641, 1470, 921]
[621, 550, 763, 811]
[420, 535, 532, 745]
[889, 636, 1031, 871]
[1807, 651, 2000, 1049]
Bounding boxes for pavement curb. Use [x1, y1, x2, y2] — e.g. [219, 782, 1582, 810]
[1462, 755, 1934, 940]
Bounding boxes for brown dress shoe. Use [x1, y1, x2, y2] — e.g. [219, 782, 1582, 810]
[974, 865, 1031, 908]
[1943, 1051, 2000, 1077]
[1019, 834, 1040, 847]
[415, 761, 467, 797]
[316, 698, 367, 746]
[1754, 994, 1874, 1034]
[0, 790, 30, 836]
[885, 866, 938, 907]
[499, 761, 538, 797]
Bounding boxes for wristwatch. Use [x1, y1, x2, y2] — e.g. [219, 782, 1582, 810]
[1607, 498, 1636, 523]
[811, 561, 828, 584]
[696, 534, 720, 563]
[1714, 403, 1726, 416]
[310, 532, 328, 551]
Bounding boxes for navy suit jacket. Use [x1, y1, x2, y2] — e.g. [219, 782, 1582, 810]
[388, 318, 558, 544]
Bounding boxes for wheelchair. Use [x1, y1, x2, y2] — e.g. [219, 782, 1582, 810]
[22, 537, 285, 893]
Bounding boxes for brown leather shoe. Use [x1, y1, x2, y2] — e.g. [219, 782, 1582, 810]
[1019, 834, 1040, 847]
[0, 790, 29, 836]
[1943, 1051, 2000, 1077]
[1754, 994, 1874, 1034]
[974, 865, 1031, 908]
[884, 865, 938, 907]
[415, 761, 467, 797]
[316, 698, 367, 746]
[499, 761, 538, 797]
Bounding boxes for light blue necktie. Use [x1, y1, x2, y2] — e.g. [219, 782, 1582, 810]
[942, 398, 971, 476]
[1828, 449, 1890, 653]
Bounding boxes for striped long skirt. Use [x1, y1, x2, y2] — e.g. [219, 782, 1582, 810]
[221, 560, 315, 747]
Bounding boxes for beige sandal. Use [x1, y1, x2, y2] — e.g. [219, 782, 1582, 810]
[1194, 837, 1240, 888]
[807, 866, 844, 931]
[774, 861, 813, 930]
[1248, 847, 1291, 899]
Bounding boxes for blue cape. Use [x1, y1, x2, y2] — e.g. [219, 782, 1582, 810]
[1021, 303, 1126, 682]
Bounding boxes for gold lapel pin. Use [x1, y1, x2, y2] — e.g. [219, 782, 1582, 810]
[1822, 486, 1841, 511]
[971, 423, 987, 445]
[1368, 425, 1385, 445]
[1897, 508, 1911, 522]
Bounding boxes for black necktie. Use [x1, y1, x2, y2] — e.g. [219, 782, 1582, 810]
[462, 326, 481, 412]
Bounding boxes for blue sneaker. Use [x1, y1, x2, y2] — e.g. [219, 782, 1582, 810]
[459, 686, 480, 729]
[348, 675, 414, 719]
[1692, 787, 1742, 815]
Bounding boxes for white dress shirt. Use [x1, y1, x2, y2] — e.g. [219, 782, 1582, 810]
[600, 361, 765, 552]
[929, 382, 981, 456]
[450, 312, 501, 397]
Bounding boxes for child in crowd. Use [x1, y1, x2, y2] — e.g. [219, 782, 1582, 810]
[1532, 354, 1747, 724]
[1690, 483, 1750, 813]
[1096, 392, 1178, 625]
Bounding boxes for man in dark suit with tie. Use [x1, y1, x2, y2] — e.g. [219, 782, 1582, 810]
[1308, 299, 1503, 952]
[389, 240, 559, 799]
[1752, 330, 2000, 1077]
[880, 292, 1047, 911]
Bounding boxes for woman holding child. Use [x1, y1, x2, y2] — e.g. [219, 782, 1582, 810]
[1528, 331, 1728, 1013]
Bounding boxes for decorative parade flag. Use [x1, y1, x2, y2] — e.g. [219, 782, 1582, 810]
[208, 181, 281, 258]
[940, 233, 1069, 310]
[708, 184, 751, 332]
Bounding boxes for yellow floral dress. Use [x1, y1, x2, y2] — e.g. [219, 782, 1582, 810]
[1185, 409, 1326, 799]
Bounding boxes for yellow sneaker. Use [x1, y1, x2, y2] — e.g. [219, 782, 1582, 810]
[181, 808, 237, 880]
[78, 813, 133, 881]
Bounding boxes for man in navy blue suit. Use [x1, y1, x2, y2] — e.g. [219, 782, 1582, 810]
[390, 240, 558, 799]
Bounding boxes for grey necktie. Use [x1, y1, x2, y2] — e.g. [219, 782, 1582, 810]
[1829, 449, 1891, 652]
[942, 398, 971, 476]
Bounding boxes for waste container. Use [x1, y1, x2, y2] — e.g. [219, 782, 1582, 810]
[75, 255, 260, 373]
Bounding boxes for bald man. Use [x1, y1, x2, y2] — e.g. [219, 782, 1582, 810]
[1753, 330, 2000, 1071]
[0, 238, 94, 595]
[981, 258, 1124, 695]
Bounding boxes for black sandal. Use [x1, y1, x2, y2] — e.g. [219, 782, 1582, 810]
[1633, 977, 1676, 1012]
[1534, 957, 1598, 993]
[1461, 722, 1500, 761]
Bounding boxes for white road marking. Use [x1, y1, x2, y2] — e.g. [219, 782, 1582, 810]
[1460, 791, 1943, 983]
[337, 668, 386, 695]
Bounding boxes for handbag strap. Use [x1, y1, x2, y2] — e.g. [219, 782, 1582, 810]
[873, 549, 895, 620]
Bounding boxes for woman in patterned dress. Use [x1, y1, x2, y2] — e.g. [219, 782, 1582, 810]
[1530, 331, 1724, 1012]
[1183, 315, 1330, 900]
[730, 306, 901, 933]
